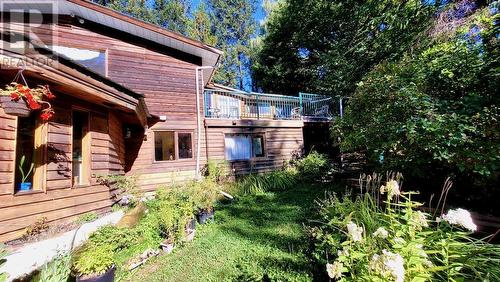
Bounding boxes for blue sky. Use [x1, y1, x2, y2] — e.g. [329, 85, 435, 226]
[190, 0, 266, 25]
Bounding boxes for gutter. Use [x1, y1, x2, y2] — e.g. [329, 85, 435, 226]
[194, 66, 215, 180]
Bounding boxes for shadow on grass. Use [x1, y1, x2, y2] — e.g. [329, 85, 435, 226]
[215, 183, 343, 279]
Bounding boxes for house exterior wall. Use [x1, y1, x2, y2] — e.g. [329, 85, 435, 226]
[0, 19, 306, 242]
[205, 119, 304, 174]
[0, 94, 124, 242]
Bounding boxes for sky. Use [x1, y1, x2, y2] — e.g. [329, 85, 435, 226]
[190, 0, 266, 27]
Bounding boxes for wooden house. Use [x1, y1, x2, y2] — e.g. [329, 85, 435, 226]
[0, 0, 334, 242]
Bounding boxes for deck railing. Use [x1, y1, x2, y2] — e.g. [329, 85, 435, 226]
[204, 89, 336, 121]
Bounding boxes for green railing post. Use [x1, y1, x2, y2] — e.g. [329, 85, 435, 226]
[299, 92, 303, 117]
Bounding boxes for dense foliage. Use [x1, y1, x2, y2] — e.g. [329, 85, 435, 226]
[93, 0, 257, 90]
[307, 179, 500, 281]
[235, 151, 331, 194]
[252, 0, 438, 95]
[336, 4, 499, 182]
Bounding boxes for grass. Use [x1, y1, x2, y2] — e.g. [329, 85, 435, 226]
[119, 182, 342, 282]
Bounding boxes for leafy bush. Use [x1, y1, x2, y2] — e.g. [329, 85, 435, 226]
[72, 244, 114, 277]
[294, 151, 330, 182]
[137, 186, 196, 243]
[190, 179, 220, 212]
[87, 225, 138, 251]
[36, 254, 71, 282]
[24, 217, 49, 238]
[204, 160, 230, 184]
[76, 212, 98, 224]
[307, 179, 500, 281]
[336, 5, 499, 181]
[98, 174, 139, 205]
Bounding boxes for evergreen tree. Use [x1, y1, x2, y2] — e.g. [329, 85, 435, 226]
[207, 0, 257, 89]
[187, 3, 217, 46]
[106, 0, 157, 24]
[154, 0, 191, 34]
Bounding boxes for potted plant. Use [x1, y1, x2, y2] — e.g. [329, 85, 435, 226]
[184, 217, 196, 242]
[18, 155, 34, 191]
[159, 237, 175, 254]
[0, 82, 55, 120]
[193, 182, 218, 224]
[72, 244, 115, 282]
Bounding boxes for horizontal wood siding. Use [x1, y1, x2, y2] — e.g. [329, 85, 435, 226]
[205, 120, 304, 175]
[0, 94, 124, 242]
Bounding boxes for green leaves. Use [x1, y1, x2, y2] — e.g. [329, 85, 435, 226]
[253, 0, 436, 96]
[337, 5, 500, 180]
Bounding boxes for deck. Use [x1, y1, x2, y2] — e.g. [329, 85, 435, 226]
[204, 90, 338, 122]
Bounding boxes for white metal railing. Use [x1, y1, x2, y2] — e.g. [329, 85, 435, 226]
[204, 90, 336, 120]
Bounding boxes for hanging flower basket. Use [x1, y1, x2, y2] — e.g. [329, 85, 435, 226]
[0, 82, 56, 121]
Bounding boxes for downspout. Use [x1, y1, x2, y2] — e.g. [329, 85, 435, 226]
[195, 66, 215, 180]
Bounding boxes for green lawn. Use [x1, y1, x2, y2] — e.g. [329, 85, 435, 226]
[120, 183, 341, 282]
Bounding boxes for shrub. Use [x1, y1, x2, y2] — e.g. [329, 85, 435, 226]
[137, 186, 196, 243]
[36, 253, 71, 282]
[24, 217, 49, 238]
[295, 151, 330, 182]
[204, 160, 230, 184]
[307, 179, 500, 281]
[72, 244, 114, 277]
[98, 174, 139, 205]
[336, 5, 499, 182]
[75, 212, 98, 224]
[87, 225, 137, 251]
[190, 180, 220, 212]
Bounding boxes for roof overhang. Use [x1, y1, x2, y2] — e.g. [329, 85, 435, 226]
[0, 0, 222, 83]
[0, 38, 150, 126]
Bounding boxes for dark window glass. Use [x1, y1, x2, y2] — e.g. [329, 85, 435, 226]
[252, 136, 265, 157]
[178, 133, 193, 159]
[155, 131, 175, 161]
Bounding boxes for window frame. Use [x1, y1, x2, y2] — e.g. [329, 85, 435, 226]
[71, 108, 91, 188]
[224, 133, 267, 161]
[13, 115, 48, 195]
[153, 130, 195, 163]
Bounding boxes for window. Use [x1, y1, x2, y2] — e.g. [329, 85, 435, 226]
[72, 111, 90, 186]
[224, 134, 266, 161]
[14, 114, 45, 192]
[178, 133, 193, 159]
[50, 46, 107, 76]
[154, 131, 193, 161]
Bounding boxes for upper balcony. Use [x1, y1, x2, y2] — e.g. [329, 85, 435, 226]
[204, 89, 338, 122]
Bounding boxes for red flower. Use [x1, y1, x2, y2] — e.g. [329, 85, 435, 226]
[10, 92, 20, 101]
[45, 85, 55, 99]
[27, 99, 41, 110]
[40, 110, 54, 121]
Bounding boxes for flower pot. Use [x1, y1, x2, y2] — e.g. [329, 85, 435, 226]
[184, 229, 196, 242]
[19, 182, 32, 191]
[187, 218, 196, 230]
[160, 240, 175, 254]
[76, 265, 115, 282]
[196, 209, 214, 224]
[0, 96, 30, 117]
